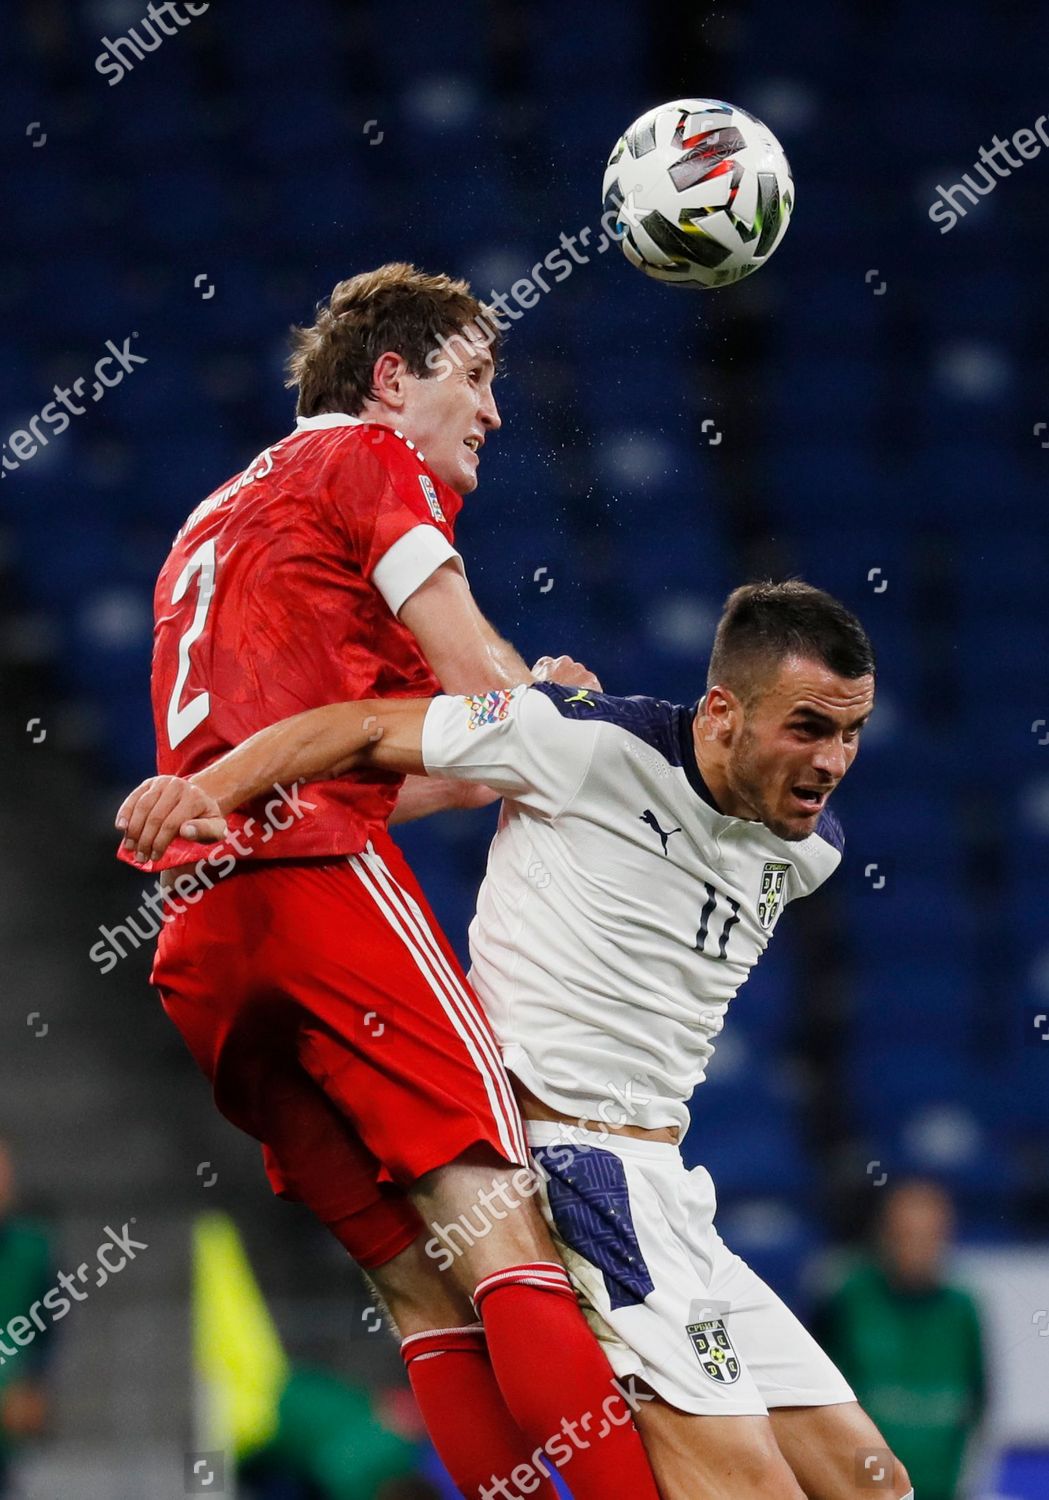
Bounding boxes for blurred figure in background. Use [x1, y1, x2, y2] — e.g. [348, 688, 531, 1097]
[816, 1180, 986, 1500]
[0, 1140, 54, 1495]
[238, 1366, 441, 1500]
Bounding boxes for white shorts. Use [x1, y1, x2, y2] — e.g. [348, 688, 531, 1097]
[526, 1121, 855, 1418]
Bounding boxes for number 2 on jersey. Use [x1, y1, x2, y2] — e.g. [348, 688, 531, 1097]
[166, 537, 216, 750]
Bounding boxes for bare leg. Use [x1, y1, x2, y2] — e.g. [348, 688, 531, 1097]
[632, 1388, 806, 1499]
[407, 1143, 559, 1293]
[348, 1145, 560, 1331]
[769, 1402, 912, 1499]
[367, 1230, 477, 1335]
[409, 1145, 662, 1499]
[369, 1228, 562, 1500]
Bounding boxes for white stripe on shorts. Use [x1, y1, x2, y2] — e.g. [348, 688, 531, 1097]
[348, 846, 528, 1166]
[361, 845, 529, 1163]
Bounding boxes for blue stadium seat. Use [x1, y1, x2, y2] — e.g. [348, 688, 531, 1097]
[846, 1043, 979, 1135]
[686, 1106, 814, 1200]
[850, 959, 980, 1046]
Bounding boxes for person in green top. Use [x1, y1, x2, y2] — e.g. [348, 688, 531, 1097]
[815, 1179, 986, 1500]
[239, 1366, 442, 1499]
[0, 1140, 55, 1495]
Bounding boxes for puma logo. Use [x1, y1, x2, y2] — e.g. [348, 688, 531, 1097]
[639, 809, 682, 856]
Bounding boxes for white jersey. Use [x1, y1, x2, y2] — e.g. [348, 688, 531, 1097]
[421, 683, 844, 1137]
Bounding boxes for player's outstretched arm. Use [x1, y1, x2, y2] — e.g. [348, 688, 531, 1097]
[385, 653, 600, 826]
[381, 647, 599, 827]
[199, 698, 430, 810]
[116, 699, 430, 861]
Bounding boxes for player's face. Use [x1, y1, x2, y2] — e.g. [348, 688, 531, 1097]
[399, 326, 500, 495]
[726, 657, 874, 841]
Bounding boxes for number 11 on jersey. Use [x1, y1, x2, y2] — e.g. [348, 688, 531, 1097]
[695, 882, 740, 961]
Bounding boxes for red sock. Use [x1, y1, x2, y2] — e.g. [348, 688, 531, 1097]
[474, 1262, 660, 1499]
[401, 1322, 559, 1499]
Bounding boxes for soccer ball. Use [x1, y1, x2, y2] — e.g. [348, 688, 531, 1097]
[602, 99, 794, 289]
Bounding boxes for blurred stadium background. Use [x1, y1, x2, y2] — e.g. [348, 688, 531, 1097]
[1, 1, 1047, 1495]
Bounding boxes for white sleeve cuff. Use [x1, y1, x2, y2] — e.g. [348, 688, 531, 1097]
[420, 695, 454, 777]
[371, 525, 463, 616]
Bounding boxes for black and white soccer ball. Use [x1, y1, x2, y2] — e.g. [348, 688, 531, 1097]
[602, 99, 794, 289]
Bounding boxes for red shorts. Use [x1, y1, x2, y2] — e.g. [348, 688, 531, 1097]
[151, 829, 528, 1269]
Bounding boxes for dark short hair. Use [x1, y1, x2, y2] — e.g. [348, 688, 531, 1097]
[285, 262, 498, 417]
[707, 580, 875, 705]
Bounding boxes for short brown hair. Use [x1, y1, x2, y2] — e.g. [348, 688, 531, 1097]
[707, 579, 875, 706]
[285, 262, 497, 417]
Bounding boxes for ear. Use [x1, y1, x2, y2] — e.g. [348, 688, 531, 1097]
[370, 351, 409, 410]
[702, 684, 743, 742]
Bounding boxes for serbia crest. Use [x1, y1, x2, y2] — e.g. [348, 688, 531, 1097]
[687, 1317, 741, 1384]
[757, 861, 791, 930]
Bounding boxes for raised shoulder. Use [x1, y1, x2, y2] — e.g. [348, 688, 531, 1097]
[530, 684, 692, 767]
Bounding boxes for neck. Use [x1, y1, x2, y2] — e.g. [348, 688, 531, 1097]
[355, 399, 403, 430]
[692, 703, 748, 818]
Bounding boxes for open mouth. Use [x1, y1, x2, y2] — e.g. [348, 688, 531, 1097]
[790, 786, 829, 813]
[463, 436, 481, 454]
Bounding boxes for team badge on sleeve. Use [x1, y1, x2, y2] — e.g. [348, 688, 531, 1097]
[687, 1318, 741, 1384]
[757, 861, 791, 929]
[465, 688, 516, 731]
[418, 474, 445, 522]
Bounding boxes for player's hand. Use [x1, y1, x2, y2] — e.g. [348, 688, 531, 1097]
[531, 656, 603, 692]
[116, 775, 227, 863]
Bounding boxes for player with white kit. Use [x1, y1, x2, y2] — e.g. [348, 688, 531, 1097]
[119, 581, 914, 1500]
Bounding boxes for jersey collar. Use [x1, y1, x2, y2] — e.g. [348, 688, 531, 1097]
[293, 412, 456, 527]
[295, 414, 364, 430]
[679, 705, 723, 810]
[294, 413, 431, 466]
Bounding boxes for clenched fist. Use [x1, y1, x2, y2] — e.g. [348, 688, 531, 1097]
[531, 655, 602, 692]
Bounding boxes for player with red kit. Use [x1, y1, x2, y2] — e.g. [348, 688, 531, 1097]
[126, 265, 660, 1499]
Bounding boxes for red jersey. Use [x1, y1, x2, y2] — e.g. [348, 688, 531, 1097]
[136, 414, 462, 868]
